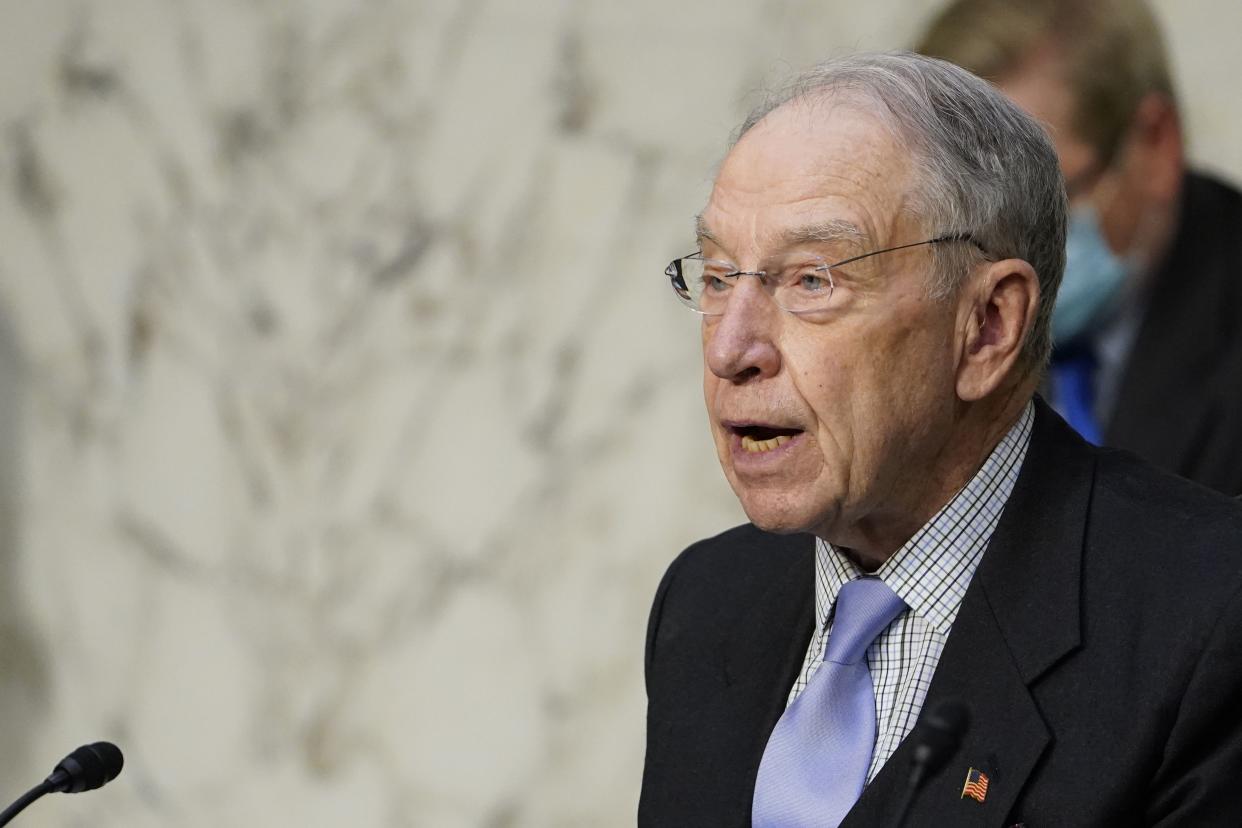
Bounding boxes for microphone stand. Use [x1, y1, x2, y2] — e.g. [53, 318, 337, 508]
[891, 766, 926, 828]
[891, 700, 970, 828]
[0, 780, 54, 827]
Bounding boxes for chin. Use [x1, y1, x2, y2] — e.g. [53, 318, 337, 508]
[735, 489, 832, 536]
[745, 515, 808, 535]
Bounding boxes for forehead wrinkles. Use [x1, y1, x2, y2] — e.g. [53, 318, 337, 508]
[747, 94, 908, 182]
[703, 101, 914, 256]
[695, 214, 873, 264]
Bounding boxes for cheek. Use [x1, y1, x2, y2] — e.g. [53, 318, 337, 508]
[702, 371, 733, 451]
[793, 310, 955, 436]
[702, 373, 720, 423]
[785, 340, 855, 458]
[867, 314, 961, 433]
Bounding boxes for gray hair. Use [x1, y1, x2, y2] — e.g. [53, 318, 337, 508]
[736, 51, 1066, 369]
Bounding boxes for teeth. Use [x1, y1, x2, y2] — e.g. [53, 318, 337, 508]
[740, 434, 793, 453]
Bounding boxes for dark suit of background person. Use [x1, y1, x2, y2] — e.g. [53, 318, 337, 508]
[641, 400, 1242, 826]
[918, 0, 1242, 496]
[1108, 173, 1242, 494]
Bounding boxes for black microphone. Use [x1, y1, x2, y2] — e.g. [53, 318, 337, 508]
[0, 742, 124, 826]
[893, 700, 970, 827]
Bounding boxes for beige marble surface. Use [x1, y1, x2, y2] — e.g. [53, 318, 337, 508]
[0, 1, 1238, 825]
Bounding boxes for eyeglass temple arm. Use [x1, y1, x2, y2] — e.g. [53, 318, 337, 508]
[672, 234, 990, 274]
[826, 233, 988, 269]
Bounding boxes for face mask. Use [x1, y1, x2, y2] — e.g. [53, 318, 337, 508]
[1052, 205, 1130, 344]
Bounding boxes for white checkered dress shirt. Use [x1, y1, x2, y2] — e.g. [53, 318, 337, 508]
[787, 402, 1034, 783]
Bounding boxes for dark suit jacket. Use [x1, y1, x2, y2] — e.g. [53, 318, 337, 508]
[1105, 171, 1242, 496]
[641, 401, 1242, 826]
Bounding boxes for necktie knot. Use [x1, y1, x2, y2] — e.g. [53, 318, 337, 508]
[824, 578, 907, 665]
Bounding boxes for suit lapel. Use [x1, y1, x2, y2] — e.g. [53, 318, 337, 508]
[706, 535, 817, 824]
[846, 593, 1052, 826]
[847, 400, 1092, 826]
[722, 539, 817, 691]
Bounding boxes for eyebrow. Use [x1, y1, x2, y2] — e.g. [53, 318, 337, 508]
[694, 215, 721, 247]
[693, 216, 871, 254]
[781, 220, 869, 249]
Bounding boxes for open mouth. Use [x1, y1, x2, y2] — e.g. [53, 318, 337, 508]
[731, 424, 804, 453]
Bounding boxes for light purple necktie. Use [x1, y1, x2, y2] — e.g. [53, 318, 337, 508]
[752, 577, 908, 828]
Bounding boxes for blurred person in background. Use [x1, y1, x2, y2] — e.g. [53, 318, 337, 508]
[919, 0, 1242, 496]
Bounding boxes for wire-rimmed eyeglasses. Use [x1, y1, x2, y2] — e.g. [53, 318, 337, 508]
[664, 234, 981, 316]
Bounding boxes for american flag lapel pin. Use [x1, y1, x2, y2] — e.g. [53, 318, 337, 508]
[961, 767, 989, 802]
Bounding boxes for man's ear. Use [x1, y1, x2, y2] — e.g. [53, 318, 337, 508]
[1129, 92, 1183, 207]
[955, 258, 1040, 402]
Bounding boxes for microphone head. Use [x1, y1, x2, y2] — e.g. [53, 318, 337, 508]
[924, 699, 970, 738]
[911, 699, 970, 775]
[49, 741, 124, 794]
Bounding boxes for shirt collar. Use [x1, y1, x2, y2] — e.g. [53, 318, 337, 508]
[814, 402, 1035, 635]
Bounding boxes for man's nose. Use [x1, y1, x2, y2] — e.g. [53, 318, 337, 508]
[704, 279, 782, 383]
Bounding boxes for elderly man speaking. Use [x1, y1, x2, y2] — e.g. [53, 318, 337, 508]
[640, 53, 1242, 827]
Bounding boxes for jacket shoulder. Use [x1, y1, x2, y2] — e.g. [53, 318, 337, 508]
[1091, 446, 1242, 562]
[1081, 446, 1242, 638]
[645, 525, 812, 686]
[663, 524, 811, 593]
[650, 524, 811, 631]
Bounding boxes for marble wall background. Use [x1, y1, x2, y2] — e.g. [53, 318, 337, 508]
[0, 1, 1238, 825]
